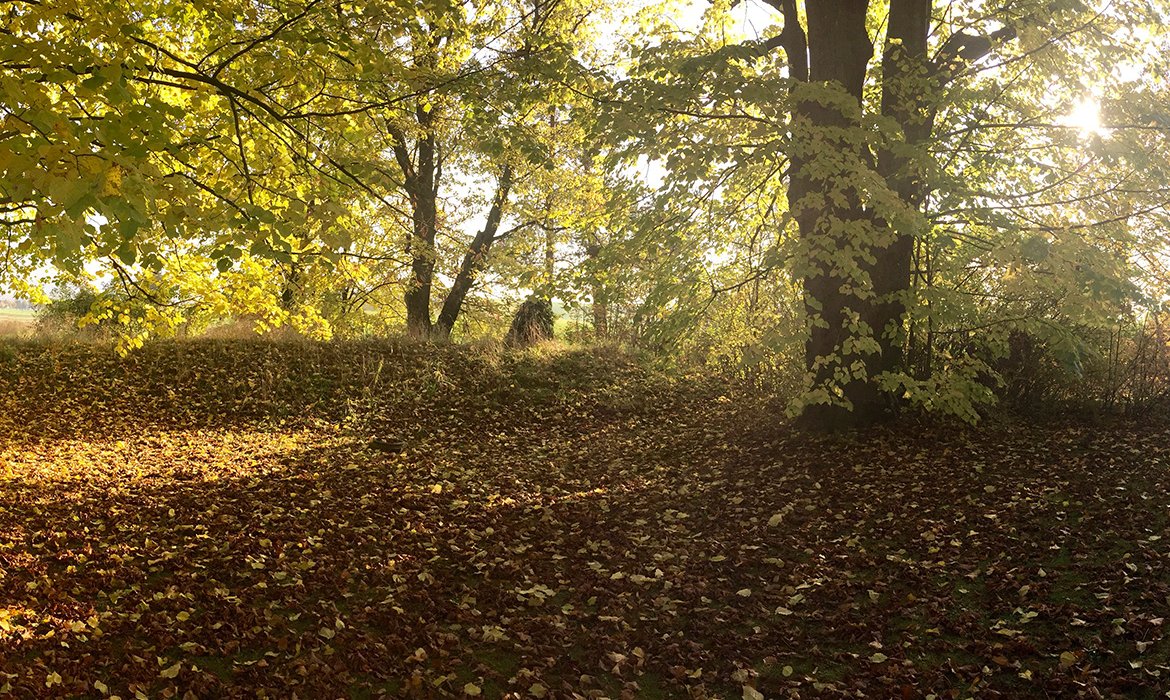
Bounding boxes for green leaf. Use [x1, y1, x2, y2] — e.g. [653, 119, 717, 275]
[115, 242, 136, 266]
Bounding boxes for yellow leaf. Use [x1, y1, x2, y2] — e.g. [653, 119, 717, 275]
[159, 662, 182, 679]
[100, 165, 124, 197]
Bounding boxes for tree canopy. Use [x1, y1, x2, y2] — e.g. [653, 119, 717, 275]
[4, 0, 1170, 427]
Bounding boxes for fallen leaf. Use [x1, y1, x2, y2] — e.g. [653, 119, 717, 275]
[742, 685, 764, 700]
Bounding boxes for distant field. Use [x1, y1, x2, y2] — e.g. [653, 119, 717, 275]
[0, 308, 35, 335]
[0, 308, 35, 321]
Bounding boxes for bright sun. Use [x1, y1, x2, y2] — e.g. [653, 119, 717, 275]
[1061, 97, 1109, 138]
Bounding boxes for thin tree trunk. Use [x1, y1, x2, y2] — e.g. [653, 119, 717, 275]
[280, 260, 300, 311]
[542, 110, 557, 301]
[585, 243, 607, 340]
[543, 220, 555, 297]
[593, 298, 608, 339]
[433, 166, 514, 339]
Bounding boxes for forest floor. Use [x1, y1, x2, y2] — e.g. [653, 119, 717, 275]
[2, 341, 1169, 699]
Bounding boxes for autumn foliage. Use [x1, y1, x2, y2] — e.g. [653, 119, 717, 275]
[1, 341, 1169, 697]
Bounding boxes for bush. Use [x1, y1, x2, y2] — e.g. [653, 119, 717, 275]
[36, 286, 98, 330]
[995, 318, 1170, 416]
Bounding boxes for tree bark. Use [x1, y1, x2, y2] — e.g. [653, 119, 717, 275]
[593, 298, 608, 339]
[778, 0, 957, 429]
[433, 166, 514, 339]
[769, 0, 1012, 429]
[402, 107, 438, 338]
[870, 0, 933, 381]
[394, 33, 443, 339]
[585, 243, 607, 339]
[785, 0, 879, 429]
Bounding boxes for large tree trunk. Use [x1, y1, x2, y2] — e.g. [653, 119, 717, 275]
[870, 0, 933, 380]
[394, 35, 442, 339]
[403, 117, 438, 338]
[784, 0, 882, 429]
[775, 0, 941, 429]
[593, 296, 608, 339]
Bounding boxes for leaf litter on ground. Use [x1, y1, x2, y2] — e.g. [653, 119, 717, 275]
[2, 341, 1170, 698]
